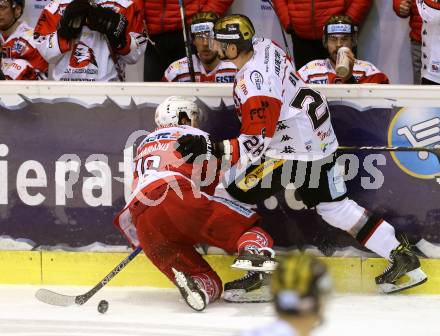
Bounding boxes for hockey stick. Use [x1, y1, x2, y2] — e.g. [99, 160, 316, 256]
[338, 146, 440, 163]
[35, 247, 142, 307]
[267, 0, 292, 58]
[178, 0, 196, 82]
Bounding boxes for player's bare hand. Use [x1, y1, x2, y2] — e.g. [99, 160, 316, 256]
[342, 49, 355, 82]
[399, 0, 411, 16]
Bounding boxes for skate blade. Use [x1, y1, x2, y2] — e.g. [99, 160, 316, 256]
[172, 268, 206, 312]
[223, 285, 272, 303]
[378, 268, 428, 294]
[231, 259, 277, 272]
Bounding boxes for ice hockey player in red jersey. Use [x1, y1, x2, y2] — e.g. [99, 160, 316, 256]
[33, 0, 146, 81]
[0, 0, 48, 80]
[114, 96, 277, 312]
[162, 12, 237, 83]
[297, 15, 389, 84]
[176, 14, 427, 294]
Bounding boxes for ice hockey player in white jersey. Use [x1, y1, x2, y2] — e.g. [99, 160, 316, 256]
[33, 0, 147, 81]
[162, 11, 237, 83]
[176, 14, 427, 294]
[241, 253, 332, 336]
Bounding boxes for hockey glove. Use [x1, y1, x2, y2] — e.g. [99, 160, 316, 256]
[58, 0, 91, 40]
[175, 135, 224, 163]
[87, 5, 128, 49]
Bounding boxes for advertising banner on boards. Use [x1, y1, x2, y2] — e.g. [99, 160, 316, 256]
[0, 95, 439, 255]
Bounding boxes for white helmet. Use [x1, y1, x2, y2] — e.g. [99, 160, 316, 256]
[155, 96, 200, 127]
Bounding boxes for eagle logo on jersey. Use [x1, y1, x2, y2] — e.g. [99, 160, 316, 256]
[69, 42, 98, 69]
[12, 39, 27, 55]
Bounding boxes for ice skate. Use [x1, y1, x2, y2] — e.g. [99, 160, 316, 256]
[375, 241, 428, 294]
[172, 268, 208, 311]
[223, 271, 272, 303]
[231, 247, 278, 272]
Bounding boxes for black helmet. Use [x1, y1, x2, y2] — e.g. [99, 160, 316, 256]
[190, 11, 219, 36]
[323, 15, 358, 47]
[12, 0, 24, 8]
[213, 14, 255, 46]
[1, 0, 24, 9]
[272, 253, 332, 315]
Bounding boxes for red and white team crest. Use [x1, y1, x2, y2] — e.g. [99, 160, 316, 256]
[69, 42, 98, 68]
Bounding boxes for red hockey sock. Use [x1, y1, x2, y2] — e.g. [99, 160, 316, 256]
[191, 271, 222, 304]
[236, 226, 273, 252]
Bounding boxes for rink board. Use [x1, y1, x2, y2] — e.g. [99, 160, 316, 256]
[1, 251, 439, 294]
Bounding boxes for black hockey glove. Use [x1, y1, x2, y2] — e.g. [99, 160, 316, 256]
[87, 5, 128, 49]
[175, 135, 224, 163]
[58, 0, 91, 40]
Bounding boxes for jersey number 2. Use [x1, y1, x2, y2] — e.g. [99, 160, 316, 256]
[290, 88, 330, 130]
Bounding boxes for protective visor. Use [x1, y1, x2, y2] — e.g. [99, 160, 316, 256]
[324, 23, 357, 35]
[191, 22, 214, 35]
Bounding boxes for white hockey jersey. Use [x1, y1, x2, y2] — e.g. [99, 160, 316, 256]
[416, 0, 440, 84]
[33, 0, 147, 81]
[297, 58, 389, 84]
[229, 38, 338, 164]
[163, 55, 237, 83]
[1, 21, 48, 80]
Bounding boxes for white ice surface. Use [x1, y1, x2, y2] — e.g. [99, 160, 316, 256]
[1, 285, 439, 336]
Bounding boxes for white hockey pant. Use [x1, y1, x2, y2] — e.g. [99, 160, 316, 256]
[316, 198, 400, 259]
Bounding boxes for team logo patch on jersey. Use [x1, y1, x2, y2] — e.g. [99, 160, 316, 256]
[388, 107, 440, 180]
[12, 39, 27, 54]
[249, 70, 264, 90]
[140, 131, 182, 146]
[70, 42, 98, 68]
[431, 61, 440, 73]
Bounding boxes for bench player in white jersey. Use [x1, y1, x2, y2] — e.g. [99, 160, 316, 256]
[113, 96, 277, 311]
[0, 0, 48, 79]
[33, 0, 146, 81]
[241, 253, 332, 336]
[416, 0, 440, 85]
[175, 14, 427, 294]
[162, 12, 237, 83]
[297, 15, 389, 84]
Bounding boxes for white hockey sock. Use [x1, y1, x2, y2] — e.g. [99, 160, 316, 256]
[364, 220, 400, 259]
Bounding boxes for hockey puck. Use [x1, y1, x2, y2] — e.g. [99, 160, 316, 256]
[98, 300, 109, 314]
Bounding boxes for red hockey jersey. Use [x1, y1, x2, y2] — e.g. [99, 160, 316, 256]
[1, 21, 48, 80]
[163, 55, 237, 83]
[297, 58, 389, 84]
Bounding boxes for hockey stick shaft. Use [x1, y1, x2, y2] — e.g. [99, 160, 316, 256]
[178, 0, 196, 82]
[35, 247, 142, 306]
[267, 0, 292, 58]
[338, 146, 440, 163]
[75, 247, 142, 304]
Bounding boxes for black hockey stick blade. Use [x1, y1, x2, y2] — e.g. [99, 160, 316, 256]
[35, 247, 142, 307]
